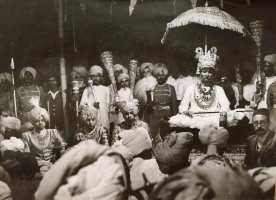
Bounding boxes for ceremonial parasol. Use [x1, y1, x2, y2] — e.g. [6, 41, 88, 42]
[161, 6, 251, 48]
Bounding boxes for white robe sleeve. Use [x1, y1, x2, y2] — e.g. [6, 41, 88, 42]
[216, 86, 230, 112]
[179, 85, 193, 113]
[106, 87, 110, 112]
[80, 88, 88, 106]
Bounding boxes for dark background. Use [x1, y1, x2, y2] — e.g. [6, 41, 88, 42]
[0, 0, 275, 83]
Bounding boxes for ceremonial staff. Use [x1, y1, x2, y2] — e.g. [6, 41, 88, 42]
[10, 58, 17, 118]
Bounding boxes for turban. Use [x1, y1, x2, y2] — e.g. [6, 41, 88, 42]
[112, 141, 133, 168]
[140, 63, 154, 73]
[114, 64, 128, 73]
[0, 117, 21, 131]
[79, 104, 98, 122]
[154, 132, 194, 174]
[120, 98, 139, 115]
[89, 65, 103, 75]
[253, 108, 270, 121]
[117, 73, 129, 83]
[264, 54, 276, 65]
[149, 165, 259, 200]
[134, 75, 157, 107]
[1, 137, 24, 152]
[248, 167, 276, 197]
[130, 158, 166, 191]
[153, 63, 168, 76]
[28, 107, 50, 125]
[0, 181, 11, 200]
[71, 65, 87, 80]
[35, 140, 130, 200]
[199, 125, 229, 154]
[0, 73, 11, 83]
[119, 127, 152, 156]
[20, 67, 37, 80]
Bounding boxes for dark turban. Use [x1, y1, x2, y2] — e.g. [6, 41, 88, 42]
[154, 132, 194, 174]
[253, 108, 270, 121]
[149, 165, 259, 200]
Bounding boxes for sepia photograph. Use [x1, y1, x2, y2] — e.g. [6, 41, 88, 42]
[0, 0, 275, 199]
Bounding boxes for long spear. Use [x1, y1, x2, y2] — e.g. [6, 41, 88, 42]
[10, 58, 17, 118]
[58, 0, 69, 138]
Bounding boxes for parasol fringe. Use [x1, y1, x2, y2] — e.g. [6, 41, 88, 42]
[167, 15, 245, 35]
[161, 27, 169, 44]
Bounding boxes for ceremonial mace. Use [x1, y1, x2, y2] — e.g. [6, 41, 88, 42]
[129, 60, 138, 100]
[249, 20, 265, 100]
[71, 80, 79, 117]
[101, 51, 120, 114]
[10, 58, 17, 118]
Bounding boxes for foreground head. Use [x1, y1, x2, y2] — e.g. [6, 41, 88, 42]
[28, 107, 49, 132]
[20, 67, 37, 85]
[118, 73, 130, 89]
[252, 108, 270, 136]
[153, 63, 169, 85]
[149, 164, 259, 200]
[264, 54, 276, 76]
[154, 132, 194, 175]
[119, 127, 152, 158]
[140, 63, 154, 78]
[80, 104, 98, 129]
[89, 65, 103, 86]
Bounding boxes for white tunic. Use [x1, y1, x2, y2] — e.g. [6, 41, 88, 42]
[80, 85, 110, 130]
[255, 76, 276, 109]
[170, 84, 236, 129]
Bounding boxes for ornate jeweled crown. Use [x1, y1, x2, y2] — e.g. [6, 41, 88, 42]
[195, 47, 219, 69]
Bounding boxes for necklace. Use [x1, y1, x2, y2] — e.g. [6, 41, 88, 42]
[194, 83, 215, 110]
[33, 130, 50, 146]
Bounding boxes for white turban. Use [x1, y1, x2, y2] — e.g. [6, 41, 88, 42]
[120, 98, 139, 115]
[112, 141, 133, 168]
[153, 63, 168, 76]
[1, 137, 24, 152]
[119, 127, 152, 156]
[114, 64, 128, 73]
[89, 65, 103, 75]
[264, 54, 276, 66]
[134, 75, 157, 107]
[20, 67, 37, 80]
[0, 117, 21, 131]
[117, 73, 129, 83]
[0, 73, 11, 83]
[140, 63, 154, 73]
[28, 107, 50, 124]
[71, 65, 87, 80]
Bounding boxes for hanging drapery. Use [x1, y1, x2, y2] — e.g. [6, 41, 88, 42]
[129, 0, 138, 15]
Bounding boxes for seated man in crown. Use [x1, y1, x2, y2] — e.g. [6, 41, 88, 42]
[169, 47, 246, 131]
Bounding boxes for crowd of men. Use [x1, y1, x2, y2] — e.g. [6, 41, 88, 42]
[0, 51, 275, 199]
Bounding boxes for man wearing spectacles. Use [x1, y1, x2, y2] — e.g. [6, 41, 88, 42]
[244, 108, 276, 169]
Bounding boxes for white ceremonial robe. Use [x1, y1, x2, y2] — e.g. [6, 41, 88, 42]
[255, 76, 276, 109]
[169, 84, 246, 129]
[80, 85, 110, 130]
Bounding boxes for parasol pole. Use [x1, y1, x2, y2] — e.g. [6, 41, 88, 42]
[58, 0, 69, 138]
[10, 58, 17, 118]
[205, 35, 207, 53]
